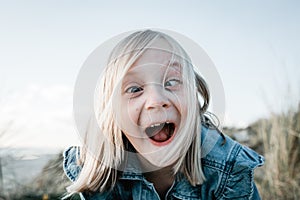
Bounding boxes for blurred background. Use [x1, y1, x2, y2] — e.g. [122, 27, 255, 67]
[0, 1, 299, 199]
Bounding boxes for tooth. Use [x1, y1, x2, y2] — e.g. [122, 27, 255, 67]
[149, 123, 166, 128]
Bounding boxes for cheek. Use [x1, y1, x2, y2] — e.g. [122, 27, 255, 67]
[119, 99, 144, 141]
[172, 91, 188, 116]
[179, 100, 188, 118]
[121, 98, 143, 126]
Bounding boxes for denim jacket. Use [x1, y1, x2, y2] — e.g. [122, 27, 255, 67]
[63, 125, 264, 200]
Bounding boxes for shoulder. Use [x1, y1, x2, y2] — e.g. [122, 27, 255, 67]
[62, 147, 121, 199]
[63, 146, 82, 182]
[200, 125, 264, 199]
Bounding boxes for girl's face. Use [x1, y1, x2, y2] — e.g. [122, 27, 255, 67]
[117, 38, 188, 167]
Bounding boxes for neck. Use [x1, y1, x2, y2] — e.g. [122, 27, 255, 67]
[136, 154, 176, 198]
[144, 166, 175, 199]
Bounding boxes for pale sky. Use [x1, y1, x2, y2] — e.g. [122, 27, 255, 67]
[0, 0, 299, 150]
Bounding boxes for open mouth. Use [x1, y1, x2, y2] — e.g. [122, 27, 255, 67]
[145, 122, 175, 144]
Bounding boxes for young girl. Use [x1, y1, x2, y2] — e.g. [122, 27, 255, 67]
[63, 29, 264, 200]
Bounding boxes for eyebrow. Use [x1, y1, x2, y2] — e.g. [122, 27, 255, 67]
[165, 61, 182, 74]
[166, 60, 181, 67]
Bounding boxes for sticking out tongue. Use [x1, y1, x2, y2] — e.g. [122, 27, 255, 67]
[145, 123, 175, 142]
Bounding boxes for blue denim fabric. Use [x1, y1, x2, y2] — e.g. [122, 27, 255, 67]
[63, 125, 264, 200]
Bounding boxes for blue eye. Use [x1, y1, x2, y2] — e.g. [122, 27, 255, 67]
[125, 86, 143, 93]
[164, 79, 181, 88]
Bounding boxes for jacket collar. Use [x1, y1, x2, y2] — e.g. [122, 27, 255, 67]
[118, 134, 203, 199]
[119, 159, 201, 199]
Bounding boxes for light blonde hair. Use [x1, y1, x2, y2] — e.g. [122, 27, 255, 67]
[67, 30, 213, 194]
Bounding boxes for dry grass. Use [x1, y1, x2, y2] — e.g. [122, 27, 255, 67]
[252, 104, 300, 200]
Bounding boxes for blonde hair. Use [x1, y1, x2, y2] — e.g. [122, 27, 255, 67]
[67, 30, 213, 194]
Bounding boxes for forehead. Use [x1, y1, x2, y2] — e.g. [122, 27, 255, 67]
[132, 38, 174, 67]
[129, 55, 181, 77]
[125, 60, 181, 78]
[123, 37, 185, 79]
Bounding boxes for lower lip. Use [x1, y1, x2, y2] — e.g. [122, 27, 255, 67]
[148, 127, 177, 146]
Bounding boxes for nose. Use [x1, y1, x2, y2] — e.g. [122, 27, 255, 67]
[144, 85, 170, 110]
